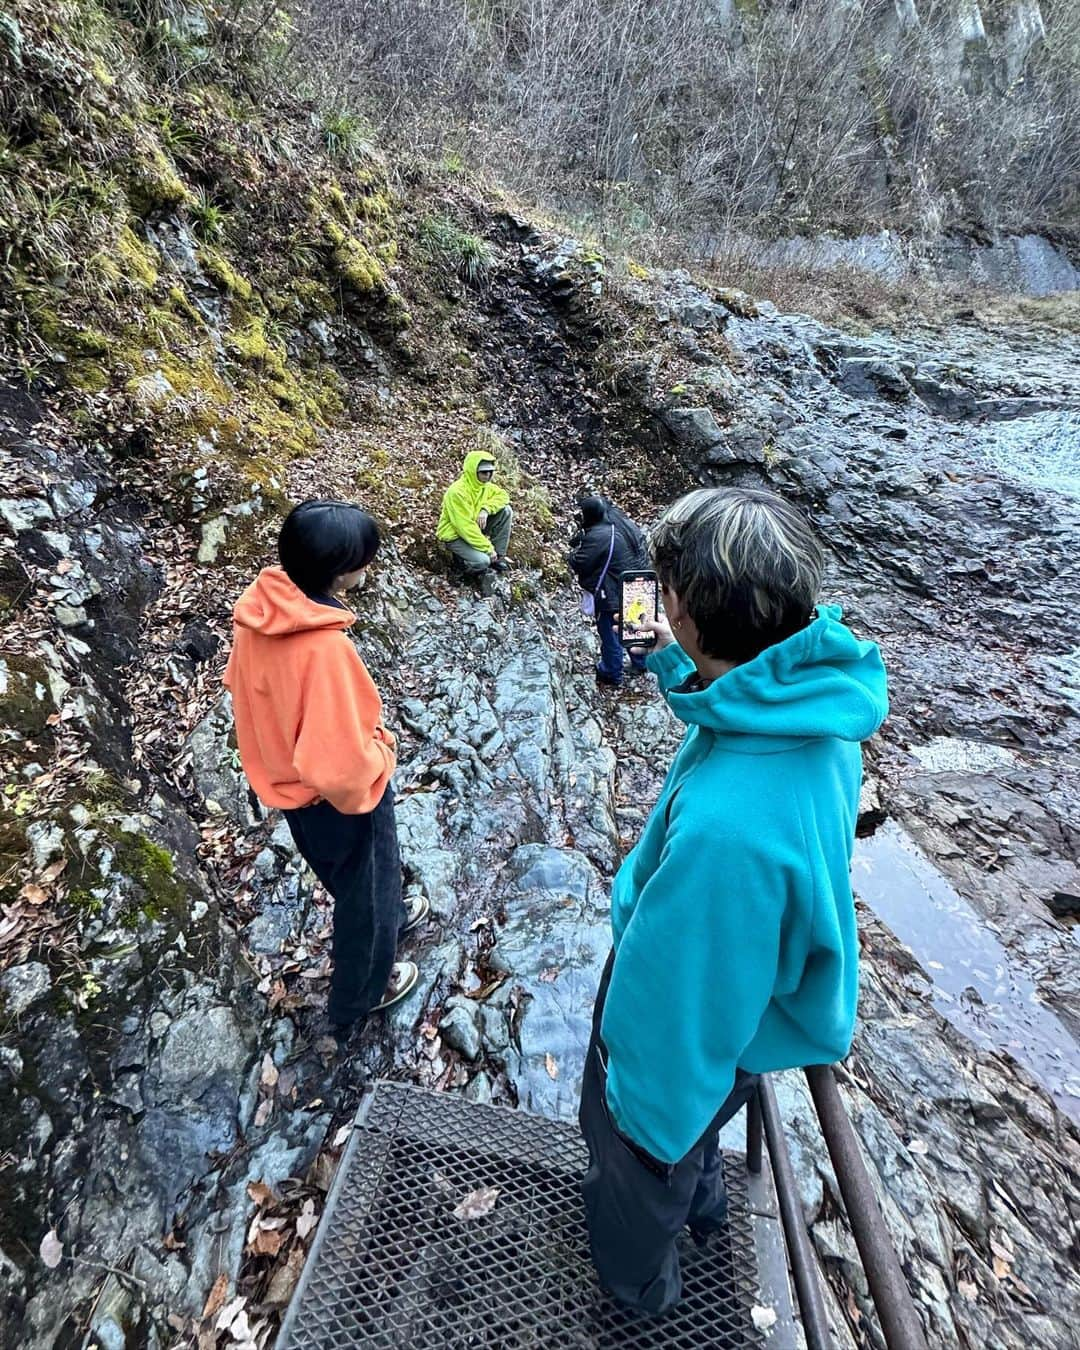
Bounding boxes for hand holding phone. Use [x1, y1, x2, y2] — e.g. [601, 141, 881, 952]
[631, 617, 674, 655]
[619, 572, 659, 648]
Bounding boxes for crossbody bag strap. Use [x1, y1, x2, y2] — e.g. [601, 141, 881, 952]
[593, 525, 617, 598]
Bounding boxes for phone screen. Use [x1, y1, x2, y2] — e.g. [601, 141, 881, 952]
[620, 575, 658, 645]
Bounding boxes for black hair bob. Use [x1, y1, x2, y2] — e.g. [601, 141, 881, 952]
[576, 494, 608, 528]
[278, 499, 380, 596]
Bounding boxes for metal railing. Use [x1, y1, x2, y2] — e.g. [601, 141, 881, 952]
[747, 1066, 929, 1350]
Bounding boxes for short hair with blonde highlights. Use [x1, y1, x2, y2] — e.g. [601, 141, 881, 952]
[650, 487, 824, 663]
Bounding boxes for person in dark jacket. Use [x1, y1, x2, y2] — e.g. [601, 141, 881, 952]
[568, 495, 650, 687]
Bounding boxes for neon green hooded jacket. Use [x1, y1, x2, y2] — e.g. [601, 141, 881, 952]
[436, 450, 510, 550]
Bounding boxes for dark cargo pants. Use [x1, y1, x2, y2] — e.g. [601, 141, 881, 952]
[284, 786, 404, 1026]
[578, 950, 758, 1315]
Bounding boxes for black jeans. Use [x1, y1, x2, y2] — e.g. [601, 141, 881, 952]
[578, 950, 758, 1316]
[284, 786, 404, 1025]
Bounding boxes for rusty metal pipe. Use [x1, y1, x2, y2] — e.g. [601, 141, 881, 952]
[746, 1089, 763, 1175]
[759, 1077, 834, 1350]
[804, 1065, 929, 1350]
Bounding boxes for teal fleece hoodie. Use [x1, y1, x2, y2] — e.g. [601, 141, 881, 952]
[602, 605, 888, 1164]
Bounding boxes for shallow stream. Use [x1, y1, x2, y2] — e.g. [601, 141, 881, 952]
[853, 820, 1080, 1122]
[974, 407, 1080, 500]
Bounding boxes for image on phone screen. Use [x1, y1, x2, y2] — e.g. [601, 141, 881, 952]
[620, 576, 658, 645]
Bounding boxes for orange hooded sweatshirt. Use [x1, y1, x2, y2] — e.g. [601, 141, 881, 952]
[223, 567, 396, 814]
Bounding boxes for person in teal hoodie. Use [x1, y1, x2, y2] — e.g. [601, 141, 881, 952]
[578, 486, 888, 1316]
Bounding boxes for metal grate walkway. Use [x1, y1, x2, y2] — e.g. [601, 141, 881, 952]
[277, 1080, 781, 1350]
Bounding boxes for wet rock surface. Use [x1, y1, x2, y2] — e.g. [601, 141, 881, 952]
[2, 233, 1079, 1350]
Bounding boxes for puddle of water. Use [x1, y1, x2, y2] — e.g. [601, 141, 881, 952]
[910, 737, 1016, 775]
[853, 820, 1080, 1121]
[976, 408, 1080, 499]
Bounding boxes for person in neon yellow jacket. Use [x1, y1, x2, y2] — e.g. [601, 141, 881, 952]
[437, 449, 513, 576]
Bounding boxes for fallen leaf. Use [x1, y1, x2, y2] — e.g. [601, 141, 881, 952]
[545, 1052, 558, 1080]
[992, 1256, 1011, 1280]
[453, 1186, 500, 1221]
[247, 1181, 276, 1208]
[751, 1305, 777, 1331]
[332, 1124, 351, 1148]
[310, 1150, 337, 1192]
[228, 1308, 252, 1342]
[253, 1227, 284, 1257]
[957, 1279, 979, 1303]
[538, 967, 560, 983]
[907, 1138, 929, 1156]
[201, 1273, 229, 1320]
[254, 1098, 273, 1127]
[21, 883, 48, 906]
[40, 858, 67, 884]
[265, 1247, 305, 1305]
[39, 1229, 63, 1268]
[215, 1295, 246, 1333]
[260, 1053, 279, 1090]
[464, 975, 507, 1001]
[296, 1198, 318, 1240]
[989, 1234, 1014, 1263]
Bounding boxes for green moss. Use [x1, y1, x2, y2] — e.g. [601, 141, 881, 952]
[90, 57, 115, 88]
[116, 225, 159, 289]
[66, 326, 111, 356]
[331, 233, 385, 293]
[288, 277, 334, 315]
[354, 187, 392, 223]
[199, 246, 253, 300]
[0, 654, 53, 738]
[167, 284, 203, 326]
[109, 830, 188, 924]
[126, 145, 190, 214]
[68, 887, 104, 916]
[227, 315, 286, 375]
[68, 359, 111, 393]
[326, 183, 351, 221]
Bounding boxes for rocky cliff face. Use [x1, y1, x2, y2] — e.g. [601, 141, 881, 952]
[2, 1, 1079, 1347]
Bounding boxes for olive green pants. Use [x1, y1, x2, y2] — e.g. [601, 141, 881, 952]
[445, 506, 513, 573]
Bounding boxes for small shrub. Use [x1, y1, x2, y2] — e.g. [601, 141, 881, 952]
[417, 214, 492, 286]
[190, 187, 226, 242]
[155, 109, 198, 154]
[322, 109, 367, 162]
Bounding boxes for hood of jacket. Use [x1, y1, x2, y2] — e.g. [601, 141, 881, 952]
[459, 449, 495, 491]
[666, 605, 887, 747]
[233, 566, 355, 637]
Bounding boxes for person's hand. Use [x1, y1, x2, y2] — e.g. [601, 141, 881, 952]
[477, 509, 489, 530]
[630, 617, 674, 659]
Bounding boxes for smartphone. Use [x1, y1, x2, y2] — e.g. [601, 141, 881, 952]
[619, 571, 659, 647]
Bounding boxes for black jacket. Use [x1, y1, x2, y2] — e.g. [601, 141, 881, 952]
[568, 507, 649, 612]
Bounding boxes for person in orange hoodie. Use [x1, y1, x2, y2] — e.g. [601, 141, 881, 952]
[224, 499, 427, 1038]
